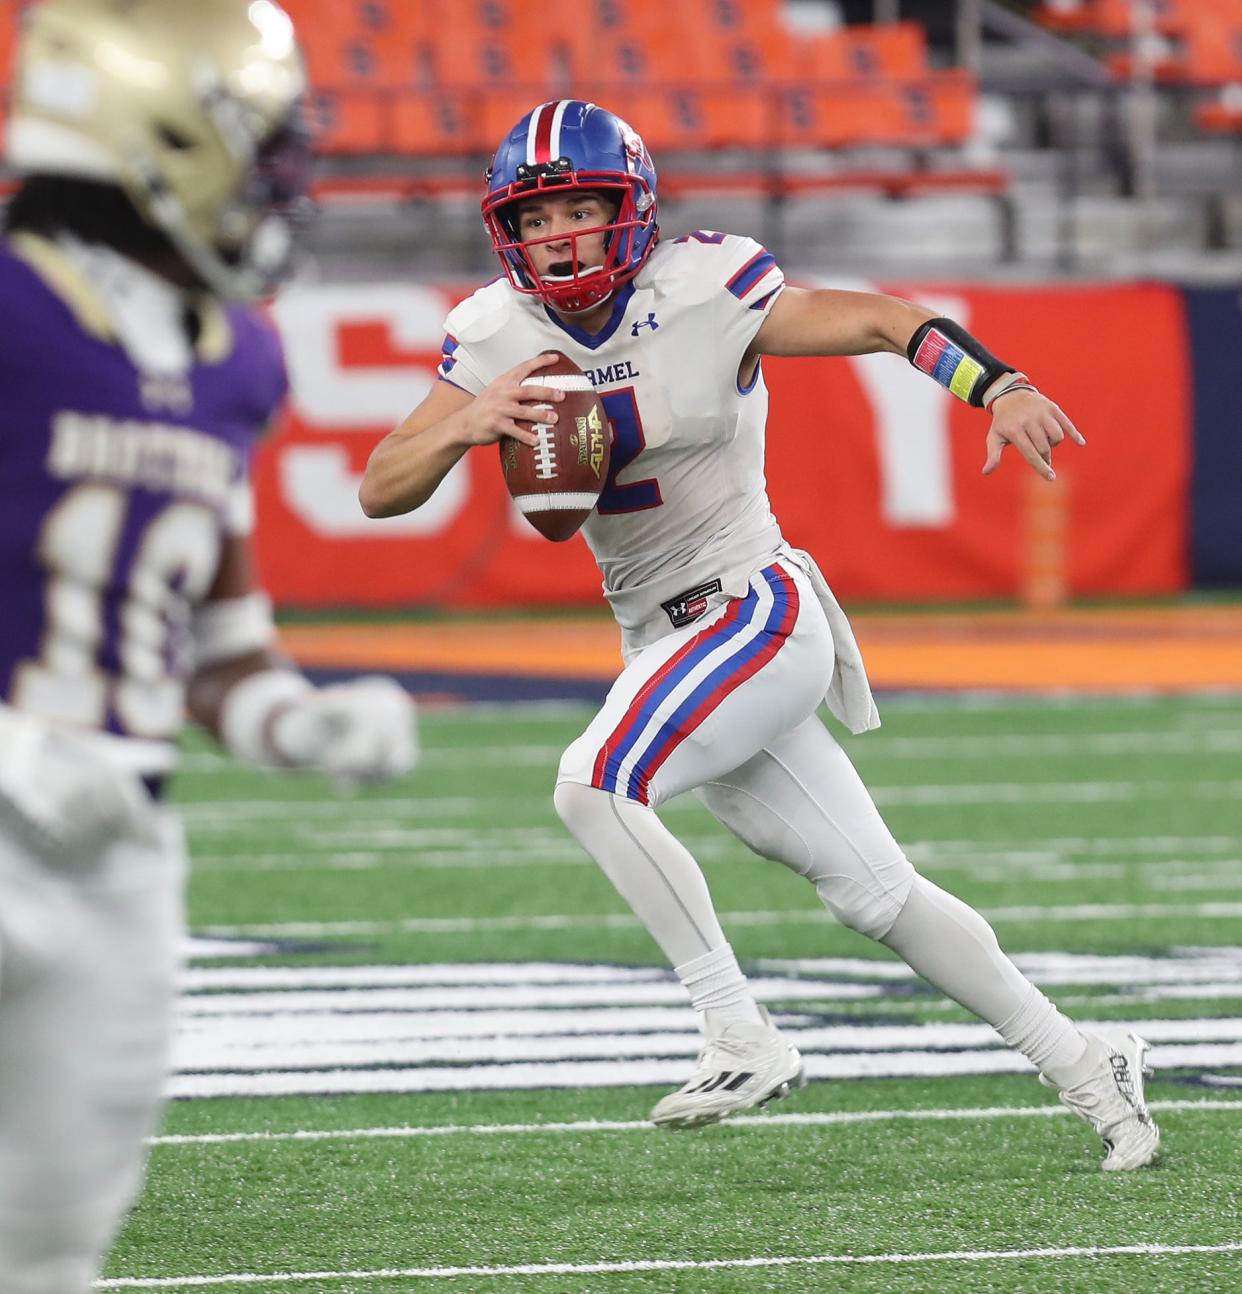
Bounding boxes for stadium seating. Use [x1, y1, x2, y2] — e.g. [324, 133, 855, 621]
[1179, 7, 1242, 84]
[0, 0, 1002, 205]
[805, 20, 930, 82]
[1034, 0, 1191, 37]
[249, 3, 992, 159]
[1035, 0, 1242, 133]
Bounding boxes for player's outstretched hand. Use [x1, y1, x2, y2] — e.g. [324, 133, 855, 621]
[982, 388, 1085, 481]
[270, 675, 419, 793]
[460, 352, 566, 448]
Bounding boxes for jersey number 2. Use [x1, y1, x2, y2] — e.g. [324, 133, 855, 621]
[597, 388, 662, 515]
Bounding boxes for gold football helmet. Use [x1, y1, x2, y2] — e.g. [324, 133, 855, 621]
[7, 0, 312, 298]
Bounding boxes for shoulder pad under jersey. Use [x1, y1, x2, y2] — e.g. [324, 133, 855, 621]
[444, 277, 516, 345]
[644, 232, 781, 310]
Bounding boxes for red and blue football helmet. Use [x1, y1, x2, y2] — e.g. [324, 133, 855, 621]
[483, 100, 658, 314]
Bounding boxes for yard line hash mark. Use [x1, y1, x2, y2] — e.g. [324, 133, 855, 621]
[200, 900, 1242, 938]
[147, 1098, 1242, 1147]
[93, 1241, 1242, 1287]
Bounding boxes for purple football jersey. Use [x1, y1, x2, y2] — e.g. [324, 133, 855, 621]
[0, 238, 287, 747]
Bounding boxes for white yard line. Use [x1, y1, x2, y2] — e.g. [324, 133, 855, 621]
[854, 731, 1242, 757]
[199, 900, 1242, 939]
[93, 1241, 1242, 1288]
[146, 1098, 1242, 1148]
[189, 840, 742, 873]
[871, 781, 1242, 806]
[907, 835, 1242, 857]
[165, 1043, 1242, 1098]
[175, 781, 1242, 824]
[187, 832, 1242, 875]
[184, 856, 1233, 878]
[177, 729, 1242, 772]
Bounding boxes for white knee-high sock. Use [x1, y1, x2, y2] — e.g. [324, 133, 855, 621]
[879, 876, 1090, 1085]
[675, 945, 764, 1026]
[554, 782, 762, 1026]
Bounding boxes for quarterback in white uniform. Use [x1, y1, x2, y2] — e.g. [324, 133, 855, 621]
[362, 99, 1158, 1170]
[0, 5, 416, 1290]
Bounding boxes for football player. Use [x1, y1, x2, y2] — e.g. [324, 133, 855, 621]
[0, 2, 416, 1288]
[361, 101, 1157, 1170]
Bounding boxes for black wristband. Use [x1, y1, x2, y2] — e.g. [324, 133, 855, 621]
[906, 317, 1015, 408]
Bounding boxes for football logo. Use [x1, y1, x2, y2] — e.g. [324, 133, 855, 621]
[572, 406, 607, 478]
[620, 119, 652, 172]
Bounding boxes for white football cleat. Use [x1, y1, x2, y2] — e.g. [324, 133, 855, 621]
[1042, 1031, 1160, 1171]
[651, 1007, 805, 1130]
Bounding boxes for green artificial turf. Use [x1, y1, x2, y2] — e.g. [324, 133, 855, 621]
[102, 693, 1242, 1292]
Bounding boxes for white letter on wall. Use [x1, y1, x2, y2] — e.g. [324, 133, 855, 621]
[270, 284, 468, 536]
[808, 276, 968, 527]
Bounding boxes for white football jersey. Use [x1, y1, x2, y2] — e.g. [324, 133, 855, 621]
[439, 231, 788, 644]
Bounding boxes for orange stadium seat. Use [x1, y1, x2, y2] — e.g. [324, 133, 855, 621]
[1034, 0, 1191, 37]
[575, 85, 772, 153]
[683, 86, 775, 147]
[290, 3, 984, 160]
[564, 19, 702, 100]
[1180, 10, 1242, 84]
[683, 26, 803, 85]
[283, 0, 431, 86]
[445, 0, 509, 32]
[895, 71, 977, 146]
[1194, 88, 1242, 131]
[281, 0, 428, 39]
[674, 0, 783, 36]
[393, 90, 487, 156]
[771, 84, 909, 149]
[567, 81, 694, 148]
[558, 0, 687, 82]
[772, 84, 904, 149]
[540, 0, 642, 44]
[619, 90, 716, 153]
[1105, 5, 1242, 83]
[309, 87, 389, 153]
[771, 73, 976, 151]
[768, 85, 826, 148]
[807, 21, 930, 84]
[430, 28, 560, 89]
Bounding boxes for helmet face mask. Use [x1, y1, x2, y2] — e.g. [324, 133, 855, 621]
[483, 102, 658, 314]
[7, 0, 313, 299]
[215, 106, 316, 275]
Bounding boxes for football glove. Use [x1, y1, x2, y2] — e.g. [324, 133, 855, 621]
[269, 675, 418, 791]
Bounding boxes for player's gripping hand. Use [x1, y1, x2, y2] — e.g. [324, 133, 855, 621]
[269, 675, 419, 792]
[459, 352, 565, 448]
[983, 387, 1085, 482]
[0, 708, 158, 866]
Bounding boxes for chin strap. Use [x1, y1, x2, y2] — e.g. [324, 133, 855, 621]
[551, 287, 615, 315]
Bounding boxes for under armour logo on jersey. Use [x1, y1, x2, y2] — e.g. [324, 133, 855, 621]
[631, 313, 659, 336]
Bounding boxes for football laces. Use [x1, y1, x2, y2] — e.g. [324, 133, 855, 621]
[532, 419, 557, 480]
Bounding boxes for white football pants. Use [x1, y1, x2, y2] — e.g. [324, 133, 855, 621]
[556, 558, 1092, 1078]
[0, 811, 184, 1293]
[558, 559, 915, 940]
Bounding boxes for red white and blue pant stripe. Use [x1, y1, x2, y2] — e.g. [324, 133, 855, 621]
[590, 563, 800, 805]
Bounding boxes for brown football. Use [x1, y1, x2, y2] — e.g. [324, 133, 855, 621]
[498, 350, 611, 542]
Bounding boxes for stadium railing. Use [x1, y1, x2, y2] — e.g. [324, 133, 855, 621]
[1033, 0, 1242, 134]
